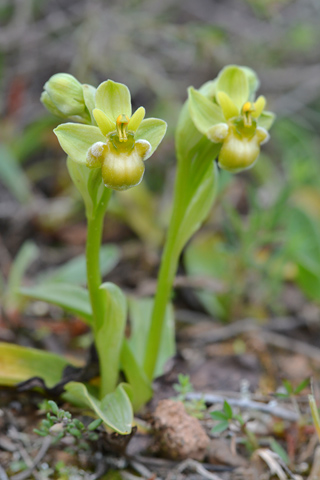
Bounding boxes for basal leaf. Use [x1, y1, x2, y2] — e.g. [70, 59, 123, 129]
[64, 382, 133, 434]
[20, 283, 93, 325]
[0, 342, 70, 387]
[120, 339, 152, 411]
[4, 241, 38, 312]
[0, 145, 32, 203]
[37, 244, 120, 285]
[96, 283, 127, 395]
[128, 297, 175, 378]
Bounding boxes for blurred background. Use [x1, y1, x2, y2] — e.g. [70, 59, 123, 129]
[1, 0, 320, 327]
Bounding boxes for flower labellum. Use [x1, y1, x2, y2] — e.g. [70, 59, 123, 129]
[87, 114, 152, 190]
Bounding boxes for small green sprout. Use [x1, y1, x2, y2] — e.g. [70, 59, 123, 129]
[210, 401, 259, 452]
[173, 374, 206, 419]
[275, 378, 310, 400]
[34, 400, 103, 451]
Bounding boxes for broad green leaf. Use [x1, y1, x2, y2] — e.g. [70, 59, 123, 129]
[4, 241, 38, 312]
[112, 183, 163, 247]
[93, 109, 115, 136]
[258, 111, 275, 130]
[11, 116, 58, 162]
[95, 80, 132, 121]
[120, 339, 152, 411]
[37, 244, 120, 285]
[135, 118, 167, 160]
[64, 382, 133, 434]
[128, 107, 145, 132]
[82, 84, 97, 124]
[20, 283, 93, 325]
[0, 145, 32, 203]
[188, 88, 224, 135]
[0, 342, 70, 387]
[128, 297, 175, 378]
[96, 283, 127, 394]
[54, 124, 105, 164]
[286, 207, 320, 302]
[184, 232, 234, 318]
[216, 65, 249, 110]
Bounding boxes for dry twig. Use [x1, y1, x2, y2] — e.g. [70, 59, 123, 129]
[166, 458, 224, 480]
[10, 436, 52, 480]
[185, 392, 299, 422]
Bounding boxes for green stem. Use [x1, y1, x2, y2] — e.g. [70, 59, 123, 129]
[143, 133, 218, 380]
[143, 162, 186, 380]
[85, 188, 112, 397]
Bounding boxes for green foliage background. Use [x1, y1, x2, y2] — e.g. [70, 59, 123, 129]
[1, 0, 320, 319]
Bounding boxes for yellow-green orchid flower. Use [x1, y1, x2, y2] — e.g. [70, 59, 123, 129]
[54, 80, 167, 190]
[188, 65, 275, 173]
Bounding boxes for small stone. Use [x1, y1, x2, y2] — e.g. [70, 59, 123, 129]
[152, 399, 209, 461]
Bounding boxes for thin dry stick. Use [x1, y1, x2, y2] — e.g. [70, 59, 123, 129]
[262, 331, 320, 363]
[167, 459, 224, 480]
[185, 392, 299, 422]
[177, 315, 305, 344]
[10, 436, 52, 480]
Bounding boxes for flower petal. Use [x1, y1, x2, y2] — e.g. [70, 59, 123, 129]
[135, 118, 167, 160]
[188, 87, 224, 135]
[93, 109, 115, 136]
[128, 107, 145, 132]
[216, 91, 239, 120]
[252, 96, 266, 118]
[95, 80, 132, 121]
[135, 139, 151, 160]
[257, 111, 275, 130]
[217, 66, 249, 110]
[54, 124, 105, 164]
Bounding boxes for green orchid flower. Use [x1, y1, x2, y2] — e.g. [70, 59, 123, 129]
[54, 80, 167, 190]
[188, 65, 275, 173]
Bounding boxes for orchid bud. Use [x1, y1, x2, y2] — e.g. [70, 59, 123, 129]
[42, 73, 85, 117]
